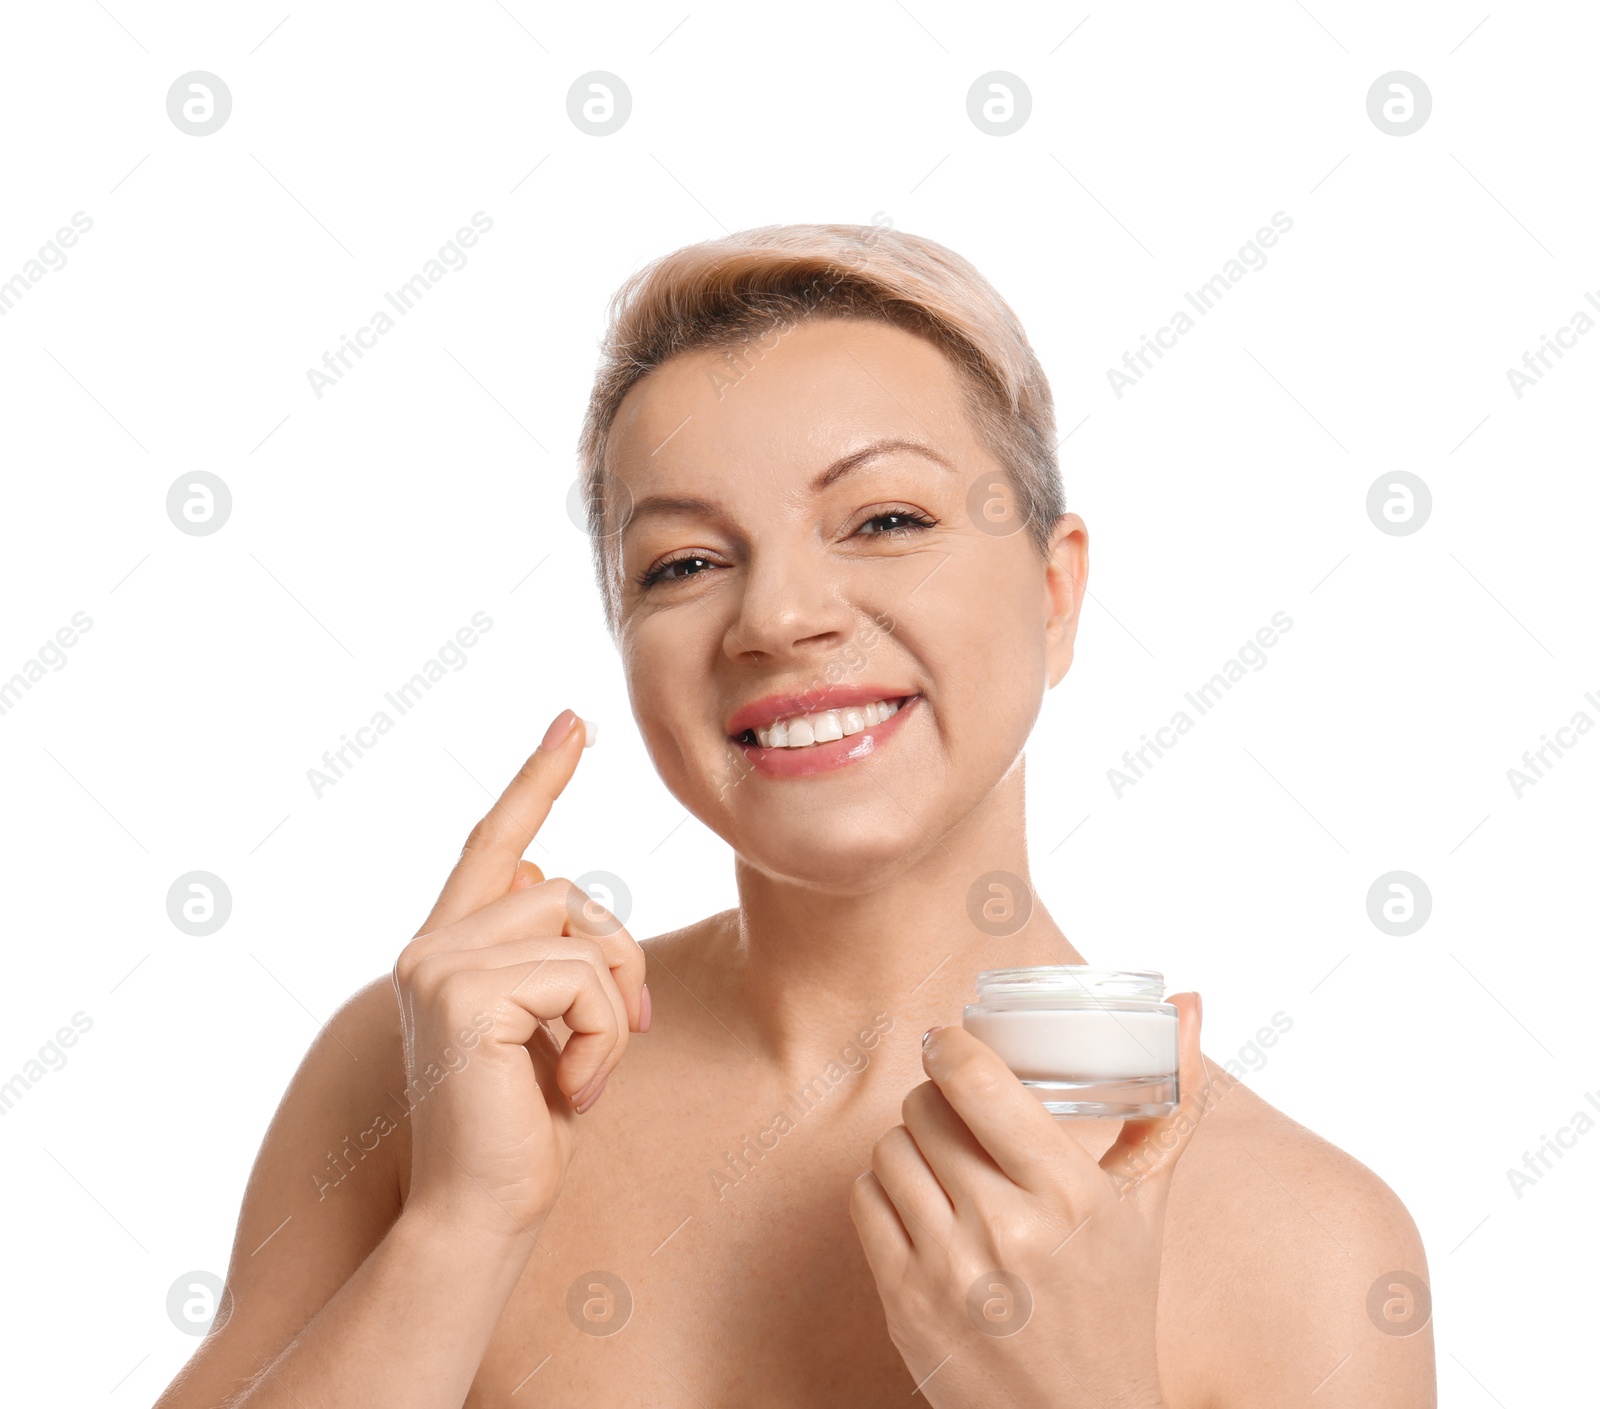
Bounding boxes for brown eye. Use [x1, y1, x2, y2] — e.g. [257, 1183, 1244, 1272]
[662, 556, 713, 581]
[854, 509, 937, 538]
[637, 554, 718, 589]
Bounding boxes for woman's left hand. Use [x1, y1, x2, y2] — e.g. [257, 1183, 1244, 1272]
[849, 992, 1207, 1409]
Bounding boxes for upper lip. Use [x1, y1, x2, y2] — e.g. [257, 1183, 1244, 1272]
[726, 684, 917, 738]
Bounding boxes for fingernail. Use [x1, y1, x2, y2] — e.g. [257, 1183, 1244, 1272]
[570, 1069, 604, 1107]
[539, 709, 578, 752]
[640, 982, 652, 1033]
[922, 1025, 942, 1048]
[575, 1074, 609, 1113]
[580, 716, 598, 748]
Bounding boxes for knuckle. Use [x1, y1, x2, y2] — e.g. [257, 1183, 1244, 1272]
[392, 940, 426, 990]
[549, 878, 581, 916]
[410, 950, 459, 1003]
[556, 956, 608, 1012]
[982, 1204, 1038, 1254]
[462, 807, 514, 858]
[560, 879, 613, 926]
[949, 1053, 1007, 1103]
[578, 962, 623, 1021]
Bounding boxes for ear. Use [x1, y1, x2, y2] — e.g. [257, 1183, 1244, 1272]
[1043, 512, 1088, 688]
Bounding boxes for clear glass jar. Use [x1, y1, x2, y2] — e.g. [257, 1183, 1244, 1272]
[962, 967, 1179, 1118]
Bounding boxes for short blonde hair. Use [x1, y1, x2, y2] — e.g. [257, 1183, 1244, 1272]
[577, 222, 1063, 630]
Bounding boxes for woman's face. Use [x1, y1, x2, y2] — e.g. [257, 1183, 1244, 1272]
[606, 315, 1086, 890]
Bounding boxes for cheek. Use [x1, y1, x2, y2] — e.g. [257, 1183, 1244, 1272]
[916, 556, 1047, 739]
[930, 549, 1046, 670]
[632, 696, 713, 813]
[623, 628, 729, 794]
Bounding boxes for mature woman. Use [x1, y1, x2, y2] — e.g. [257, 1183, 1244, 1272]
[156, 224, 1435, 1408]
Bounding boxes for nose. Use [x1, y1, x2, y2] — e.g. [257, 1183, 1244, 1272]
[721, 540, 855, 666]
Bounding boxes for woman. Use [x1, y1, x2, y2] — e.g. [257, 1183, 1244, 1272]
[155, 224, 1435, 1407]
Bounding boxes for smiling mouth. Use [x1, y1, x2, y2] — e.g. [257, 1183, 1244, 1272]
[734, 695, 915, 750]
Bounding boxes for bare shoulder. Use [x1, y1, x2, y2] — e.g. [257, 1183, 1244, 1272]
[638, 907, 736, 970]
[237, 970, 410, 1254]
[153, 973, 410, 1407]
[1162, 1068, 1436, 1407]
[1180, 1071, 1427, 1254]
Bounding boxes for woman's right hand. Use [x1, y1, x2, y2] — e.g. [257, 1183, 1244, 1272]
[391, 707, 648, 1249]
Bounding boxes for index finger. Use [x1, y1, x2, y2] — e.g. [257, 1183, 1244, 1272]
[918, 1026, 1073, 1195]
[416, 708, 596, 936]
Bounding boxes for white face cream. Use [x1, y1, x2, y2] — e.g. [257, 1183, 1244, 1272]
[962, 967, 1179, 1118]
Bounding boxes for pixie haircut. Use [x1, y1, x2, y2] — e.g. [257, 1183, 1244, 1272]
[577, 222, 1064, 632]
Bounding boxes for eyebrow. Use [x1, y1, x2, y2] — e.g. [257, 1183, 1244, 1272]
[621, 436, 956, 533]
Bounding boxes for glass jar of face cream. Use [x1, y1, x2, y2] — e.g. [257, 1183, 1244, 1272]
[962, 967, 1179, 1118]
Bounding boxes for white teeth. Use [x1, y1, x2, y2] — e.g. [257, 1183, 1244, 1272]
[752, 697, 908, 749]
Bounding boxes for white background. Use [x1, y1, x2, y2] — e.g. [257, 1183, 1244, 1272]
[1, 1, 1594, 1402]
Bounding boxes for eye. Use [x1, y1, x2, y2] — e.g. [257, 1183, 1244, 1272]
[635, 552, 721, 589]
[852, 507, 939, 539]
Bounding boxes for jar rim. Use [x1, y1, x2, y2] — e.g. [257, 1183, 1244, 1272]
[971, 965, 1167, 999]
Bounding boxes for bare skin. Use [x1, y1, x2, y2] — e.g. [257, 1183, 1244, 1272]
[154, 318, 1435, 1408]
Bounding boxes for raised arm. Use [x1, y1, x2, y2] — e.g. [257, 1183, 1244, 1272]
[151, 710, 648, 1409]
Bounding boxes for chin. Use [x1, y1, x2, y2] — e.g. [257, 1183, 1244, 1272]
[731, 815, 934, 892]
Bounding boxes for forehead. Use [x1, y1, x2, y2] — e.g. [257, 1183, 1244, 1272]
[604, 317, 982, 500]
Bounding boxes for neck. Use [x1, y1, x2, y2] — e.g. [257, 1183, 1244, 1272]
[718, 756, 1087, 1085]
